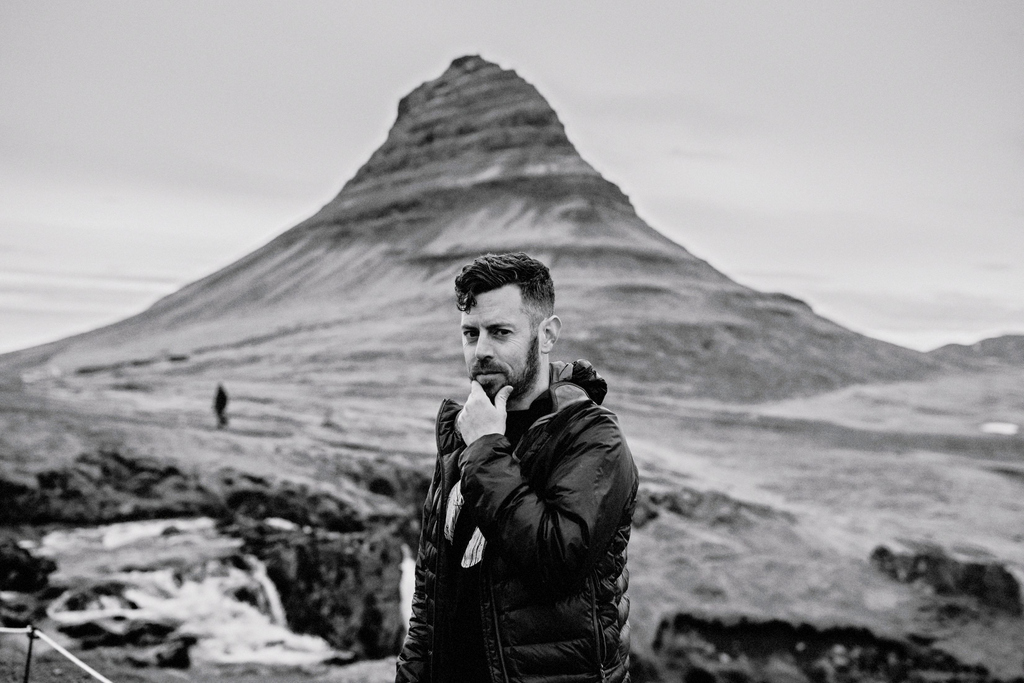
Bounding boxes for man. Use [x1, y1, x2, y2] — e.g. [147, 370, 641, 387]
[214, 384, 229, 428]
[397, 252, 638, 683]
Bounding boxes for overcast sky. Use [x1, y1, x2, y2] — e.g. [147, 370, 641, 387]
[2, 1, 1022, 353]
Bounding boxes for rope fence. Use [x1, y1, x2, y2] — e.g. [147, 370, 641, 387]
[0, 625, 115, 683]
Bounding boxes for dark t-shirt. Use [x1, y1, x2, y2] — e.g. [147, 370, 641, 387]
[447, 393, 553, 682]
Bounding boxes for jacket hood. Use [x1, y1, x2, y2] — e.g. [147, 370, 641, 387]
[549, 359, 607, 406]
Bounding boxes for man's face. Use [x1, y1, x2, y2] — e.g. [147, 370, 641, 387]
[461, 284, 541, 403]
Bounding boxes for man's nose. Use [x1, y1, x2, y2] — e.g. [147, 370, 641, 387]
[475, 333, 494, 359]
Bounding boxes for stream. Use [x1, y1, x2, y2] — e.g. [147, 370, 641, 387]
[26, 517, 413, 667]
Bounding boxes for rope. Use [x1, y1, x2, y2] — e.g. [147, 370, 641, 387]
[0, 626, 116, 683]
[32, 631, 116, 683]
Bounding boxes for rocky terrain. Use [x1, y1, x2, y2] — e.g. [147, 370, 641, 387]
[2, 56, 1023, 682]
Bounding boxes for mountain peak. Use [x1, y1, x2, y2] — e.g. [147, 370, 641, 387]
[340, 54, 597, 206]
[445, 53, 494, 73]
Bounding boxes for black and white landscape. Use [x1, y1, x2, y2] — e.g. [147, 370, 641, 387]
[2, 54, 1023, 682]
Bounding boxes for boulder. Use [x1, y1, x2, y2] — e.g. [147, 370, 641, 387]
[126, 635, 197, 668]
[57, 618, 179, 650]
[648, 613, 991, 683]
[48, 579, 181, 649]
[0, 537, 56, 592]
[0, 591, 44, 627]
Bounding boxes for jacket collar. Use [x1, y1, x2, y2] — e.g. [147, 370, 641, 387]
[437, 359, 607, 451]
[547, 359, 607, 408]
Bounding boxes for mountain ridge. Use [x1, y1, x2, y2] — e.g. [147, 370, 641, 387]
[929, 334, 1024, 366]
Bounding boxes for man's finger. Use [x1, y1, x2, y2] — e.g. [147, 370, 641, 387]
[494, 385, 513, 411]
[469, 380, 487, 398]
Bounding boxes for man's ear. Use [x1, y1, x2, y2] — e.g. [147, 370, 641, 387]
[538, 315, 561, 354]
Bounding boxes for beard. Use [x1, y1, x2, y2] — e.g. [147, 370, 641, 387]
[470, 332, 541, 403]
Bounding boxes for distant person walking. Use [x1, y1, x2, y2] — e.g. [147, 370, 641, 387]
[214, 384, 229, 428]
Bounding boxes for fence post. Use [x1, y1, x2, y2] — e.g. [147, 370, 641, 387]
[23, 626, 35, 683]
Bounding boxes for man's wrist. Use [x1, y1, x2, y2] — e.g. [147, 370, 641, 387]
[458, 432, 504, 466]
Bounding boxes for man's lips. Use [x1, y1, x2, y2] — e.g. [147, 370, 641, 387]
[474, 372, 504, 380]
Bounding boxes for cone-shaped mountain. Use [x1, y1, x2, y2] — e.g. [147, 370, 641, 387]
[3, 55, 937, 400]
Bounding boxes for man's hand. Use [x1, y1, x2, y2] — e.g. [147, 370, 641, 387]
[457, 382, 513, 445]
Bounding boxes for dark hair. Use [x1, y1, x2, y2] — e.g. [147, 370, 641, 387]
[455, 252, 554, 321]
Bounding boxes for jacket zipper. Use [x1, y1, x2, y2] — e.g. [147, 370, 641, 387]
[486, 567, 510, 683]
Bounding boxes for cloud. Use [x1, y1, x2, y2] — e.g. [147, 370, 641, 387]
[976, 261, 1016, 272]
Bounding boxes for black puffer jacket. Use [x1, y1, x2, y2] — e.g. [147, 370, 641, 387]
[397, 360, 639, 683]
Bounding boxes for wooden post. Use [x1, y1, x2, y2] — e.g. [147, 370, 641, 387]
[22, 626, 35, 683]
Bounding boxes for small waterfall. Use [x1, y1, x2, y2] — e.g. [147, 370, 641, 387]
[400, 544, 415, 632]
[249, 555, 288, 626]
[40, 518, 336, 666]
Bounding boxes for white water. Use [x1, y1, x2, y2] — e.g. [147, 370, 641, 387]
[40, 519, 338, 666]
[39, 517, 219, 553]
[250, 554, 288, 626]
[400, 543, 415, 632]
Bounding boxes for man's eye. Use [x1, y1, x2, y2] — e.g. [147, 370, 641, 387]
[494, 329, 512, 337]
[463, 330, 478, 340]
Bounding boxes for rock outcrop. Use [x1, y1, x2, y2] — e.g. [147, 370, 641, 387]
[0, 450, 394, 531]
[237, 519, 406, 659]
[645, 613, 993, 683]
[871, 541, 1022, 615]
[632, 486, 793, 530]
[0, 537, 56, 592]
[0, 537, 56, 627]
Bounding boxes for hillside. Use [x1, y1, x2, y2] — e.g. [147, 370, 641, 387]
[930, 334, 1024, 367]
